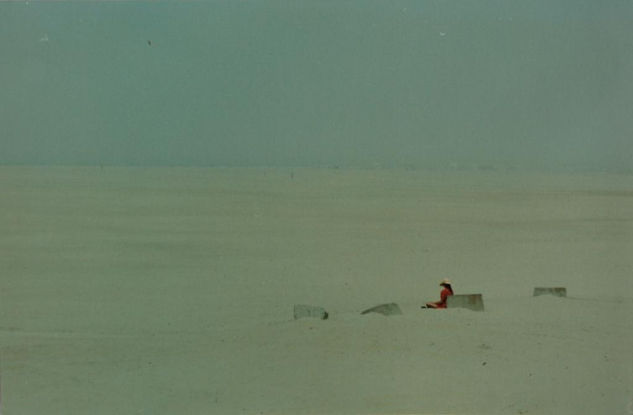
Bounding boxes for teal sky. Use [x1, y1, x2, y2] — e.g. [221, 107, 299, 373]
[2, 0, 632, 171]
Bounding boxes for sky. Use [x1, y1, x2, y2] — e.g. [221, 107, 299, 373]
[1, 0, 632, 171]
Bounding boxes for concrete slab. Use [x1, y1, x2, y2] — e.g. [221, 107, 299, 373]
[447, 294, 484, 311]
[533, 287, 567, 297]
[361, 303, 403, 316]
[293, 304, 329, 320]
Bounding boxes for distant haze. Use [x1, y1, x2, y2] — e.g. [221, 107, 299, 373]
[2, 0, 632, 171]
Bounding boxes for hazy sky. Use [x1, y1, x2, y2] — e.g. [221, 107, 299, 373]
[2, 0, 632, 171]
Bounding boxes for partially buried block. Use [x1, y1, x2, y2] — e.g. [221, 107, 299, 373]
[447, 294, 484, 311]
[293, 304, 329, 320]
[533, 287, 567, 297]
[361, 303, 403, 316]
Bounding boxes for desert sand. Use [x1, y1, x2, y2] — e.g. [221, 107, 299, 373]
[1, 167, 632, 414]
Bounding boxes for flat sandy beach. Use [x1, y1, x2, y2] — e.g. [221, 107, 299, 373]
[1, 167, 631, 414]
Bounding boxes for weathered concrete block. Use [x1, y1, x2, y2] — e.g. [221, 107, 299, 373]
[293, 305, 329, 320]
[361, 303, 403, 316]
[447, 294, 484, 311]
[533, 287, 567, 297]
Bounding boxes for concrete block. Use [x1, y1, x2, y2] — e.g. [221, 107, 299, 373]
[533, 287, 567, 297]
[447, 294, 484, 311]
[293, 305, 329, 320]
[361, 303, 403, 316]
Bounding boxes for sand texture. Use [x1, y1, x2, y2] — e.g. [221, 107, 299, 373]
[1, 167, 632, 414]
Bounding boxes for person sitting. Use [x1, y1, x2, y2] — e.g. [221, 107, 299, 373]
[423, 279, 454, 309]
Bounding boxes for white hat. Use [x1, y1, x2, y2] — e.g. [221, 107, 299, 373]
[440, 278, 452, 286]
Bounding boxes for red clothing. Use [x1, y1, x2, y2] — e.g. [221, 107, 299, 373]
[437, 288, 453, 309]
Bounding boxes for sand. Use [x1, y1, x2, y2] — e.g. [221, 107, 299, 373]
[1, 167, 632, 414]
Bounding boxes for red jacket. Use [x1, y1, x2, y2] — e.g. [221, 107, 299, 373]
[437, 288, 453, 309]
